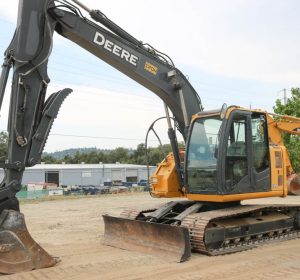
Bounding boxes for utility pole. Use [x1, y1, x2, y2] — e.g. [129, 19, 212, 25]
[283, 88, 287, 105]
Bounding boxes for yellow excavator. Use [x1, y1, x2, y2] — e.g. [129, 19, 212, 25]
[0, 0, 299, 274]
[103, 106, 300, 261]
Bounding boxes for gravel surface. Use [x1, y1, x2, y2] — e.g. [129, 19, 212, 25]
[2, 193, 300, 280]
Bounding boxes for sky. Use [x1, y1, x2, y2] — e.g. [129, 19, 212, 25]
[0, 0, 299, 152]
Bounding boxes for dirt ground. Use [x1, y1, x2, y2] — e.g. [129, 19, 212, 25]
[2, 193, 300, 280]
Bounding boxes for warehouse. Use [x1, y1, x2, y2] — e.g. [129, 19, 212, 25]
[0, 163, 156, 187]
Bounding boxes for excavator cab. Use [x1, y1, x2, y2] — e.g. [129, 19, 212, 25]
[150, 106, 280, 201]
[186, 107, 271, 199]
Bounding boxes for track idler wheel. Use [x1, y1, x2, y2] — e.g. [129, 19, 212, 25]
[0, 210, 58, 274]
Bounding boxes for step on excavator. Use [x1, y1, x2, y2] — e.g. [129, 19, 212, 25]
[0, 0, 299, 274]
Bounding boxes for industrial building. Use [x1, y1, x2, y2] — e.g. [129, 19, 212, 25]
[0, 163, 156, 186]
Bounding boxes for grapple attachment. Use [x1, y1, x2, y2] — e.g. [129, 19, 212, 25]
[103, 215, 191, 262]
[0, 210, 58, 274]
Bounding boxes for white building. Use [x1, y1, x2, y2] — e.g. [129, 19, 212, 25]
[0, 163, 156, 186]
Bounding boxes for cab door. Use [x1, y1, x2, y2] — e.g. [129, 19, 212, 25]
[250, 113, 270, 192]
[222, 111, 270, 194]
[222, 111, 252, 194]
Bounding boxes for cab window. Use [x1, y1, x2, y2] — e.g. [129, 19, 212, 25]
[225, 115, 248, 186]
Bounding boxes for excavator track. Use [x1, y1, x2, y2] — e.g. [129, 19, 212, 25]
[181, 204, 300, 256]
[120, 208, 157, 220]
[103, 202, 300, 262]
[113, 205, 300, 256]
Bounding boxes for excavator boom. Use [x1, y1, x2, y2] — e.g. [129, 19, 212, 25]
[0, 0, 202, 273]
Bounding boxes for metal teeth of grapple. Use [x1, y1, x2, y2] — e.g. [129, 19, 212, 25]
[0, 210, 58, 274]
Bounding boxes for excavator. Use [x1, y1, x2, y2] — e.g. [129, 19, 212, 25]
[0, 0, 299, 274]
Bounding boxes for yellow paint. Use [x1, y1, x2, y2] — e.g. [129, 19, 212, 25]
[151, 107, 300, 202]
[186, 190, 284, 202]
[266, 112, 300, 175]
[150, 153, 183, 198]
[144, 62, 158, 75]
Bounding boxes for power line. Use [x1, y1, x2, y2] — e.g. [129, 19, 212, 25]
[0, 129, 169, 143]
[49, 64, 143, 90]
[0, 39, 273, 104]
[50, 133, 167, 142]
[49, 59, 271, 99]
[0, 33, 278, 101]
[47, 84, 162, 108]
[0, 23, 275, 108]
[48, 51, 272, 98]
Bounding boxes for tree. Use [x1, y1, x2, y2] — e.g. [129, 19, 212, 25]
[273, 88, 300, 172]
[147, 148, 164, 166]
[109, 147, 129, 163]
[42, 155, 58, 164]
[40, 142, 183, 166]
[62, 154, 72, 163]
[130, 143, 147, 165]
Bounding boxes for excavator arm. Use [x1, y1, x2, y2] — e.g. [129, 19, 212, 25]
[267, 113, 300, 146]
[0, 0, 202, 213]
[0, 0, 202, 273]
